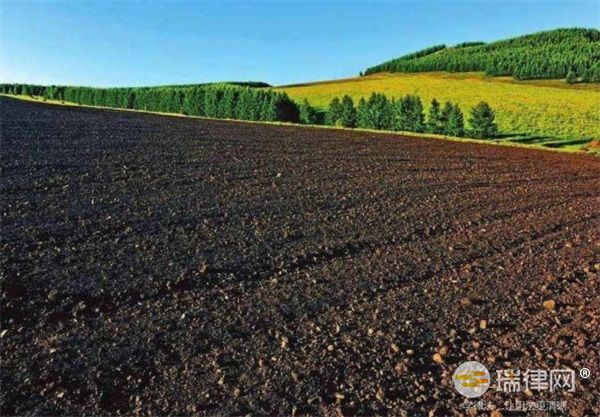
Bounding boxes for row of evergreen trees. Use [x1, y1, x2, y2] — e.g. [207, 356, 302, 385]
[0, 83, 300, 123]
[364, 28, 600, 82]
[1, 83, 498, 137]
[314, 93, 498, 138]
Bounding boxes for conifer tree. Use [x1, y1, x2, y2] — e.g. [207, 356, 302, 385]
[367, 92, 392, 130]
[204, 88, 221, 118]
[393, 95, 424, 132]
[356, 97, 370, 128]
[427, 99, 443, 134]
[340, 95, 356, 128]
[446, 104, 465, 137]
[299, 99, 319, 124]
[327, 97, 343, 125]
[469, 101, 498, 138]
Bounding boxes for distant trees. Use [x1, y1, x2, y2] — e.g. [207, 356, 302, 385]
[565, 70, 577, 84]
[364, 28, 600, 82]
[469, 101, 498, 138]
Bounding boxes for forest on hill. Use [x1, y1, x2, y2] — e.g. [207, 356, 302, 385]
[364, 28, 600, 81]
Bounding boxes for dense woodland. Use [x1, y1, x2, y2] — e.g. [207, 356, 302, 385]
[1, 83, 498, 138]
[364, 28, 600, 82]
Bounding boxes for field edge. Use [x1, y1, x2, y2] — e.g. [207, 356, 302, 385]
[1, 93, 597, 157]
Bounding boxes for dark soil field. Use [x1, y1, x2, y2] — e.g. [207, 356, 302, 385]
[1, 97, 599, 416]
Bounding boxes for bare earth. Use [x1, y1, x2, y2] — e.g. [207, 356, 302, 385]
[1, 97, 599, 416]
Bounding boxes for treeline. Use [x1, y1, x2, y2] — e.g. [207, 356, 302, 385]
[0, 83, 299, 122]
[307, 93, 498, 138]
[1, 83, 498, 138]
[364, 28, 600, 82]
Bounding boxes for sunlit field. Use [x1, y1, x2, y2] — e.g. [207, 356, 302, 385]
[277, 72, 600, 141]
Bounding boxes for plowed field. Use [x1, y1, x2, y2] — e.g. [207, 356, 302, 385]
[1, 97, 599, 416]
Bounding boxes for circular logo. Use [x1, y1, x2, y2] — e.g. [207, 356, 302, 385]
[453, 361, 490, 398]
[580, 368, 590, 379]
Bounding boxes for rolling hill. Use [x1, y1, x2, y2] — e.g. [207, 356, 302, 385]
[364, 28, 600, 82]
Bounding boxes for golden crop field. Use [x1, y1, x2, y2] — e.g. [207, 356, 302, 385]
[277, 72, 600, 140]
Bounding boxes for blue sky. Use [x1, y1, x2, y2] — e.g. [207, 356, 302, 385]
[1, 0, 598, 87]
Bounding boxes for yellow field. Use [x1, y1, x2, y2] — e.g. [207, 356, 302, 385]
[277, 72, 600, 140]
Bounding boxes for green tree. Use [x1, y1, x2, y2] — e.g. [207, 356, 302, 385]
[340, 95, 356, 128]
[299, 98, 319, 124]
[393, 95, 424, 132]
[565, 70, 577, 84]
[204, 88, 221, 118]
[446, 104, 465, 137]
[440, 101, 453, 133]
[327, 97, 343, 125]
[356, 97, 370, 128]
[427, 99, 444, 134]
[469, 101, 498, 138]
[219, 88, 238, 119]
[367, 92, 392, 130]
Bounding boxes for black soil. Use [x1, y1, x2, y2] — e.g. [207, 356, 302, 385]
[1, 97, 599, 416]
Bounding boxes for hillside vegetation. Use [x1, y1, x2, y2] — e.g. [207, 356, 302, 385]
[364, 28, 600, 81]
[277, 72, 600, 140]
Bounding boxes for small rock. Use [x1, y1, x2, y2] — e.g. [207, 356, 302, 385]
[394, 362, 407, 373]
[327, 344, 335, 352]
[432, 353, 444, 364]
[280, 336, 289, 349]
[375, 387, 385, 402]
[406, 349, 414, 356]
[479, 320, 487, 330]
[391, 343, 400, 353]
[543, 300, 556, 310]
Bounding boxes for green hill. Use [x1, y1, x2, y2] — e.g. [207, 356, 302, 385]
[364, 28, 600, 82]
